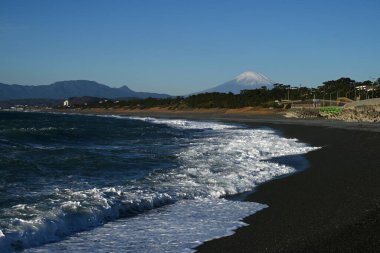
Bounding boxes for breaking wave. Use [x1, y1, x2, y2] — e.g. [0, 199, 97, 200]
[0, 116, 318, 252]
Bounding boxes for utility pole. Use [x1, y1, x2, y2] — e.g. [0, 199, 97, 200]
[370, 77, 375, 99]
[330, 93, 332, 106]
[287, 86, 290, 101]
[373, 83, 374, 98]
[322, 91, 325, 107]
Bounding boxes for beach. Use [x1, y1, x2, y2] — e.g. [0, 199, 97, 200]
[85, 109, 380, 252]
[3, 0, 380, 251]
[34, 109, 380, 252]
[196, 120, 380, 252]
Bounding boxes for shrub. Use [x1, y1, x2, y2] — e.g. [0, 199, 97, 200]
[319, 106, 343, 115]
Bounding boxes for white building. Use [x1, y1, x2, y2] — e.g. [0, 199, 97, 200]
[355, 85, 373, 91]
[63, 100, 69, 107]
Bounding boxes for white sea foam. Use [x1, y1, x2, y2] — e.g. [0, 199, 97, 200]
[0, 117, 319, 252]
[126, 116, 237, 130]
[26, 199, 266, 253]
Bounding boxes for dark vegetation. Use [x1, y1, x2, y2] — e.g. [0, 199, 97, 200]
[68, 77, 380, 110]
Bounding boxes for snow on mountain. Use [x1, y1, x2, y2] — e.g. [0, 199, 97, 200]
[197, 71, 274, 94]
[235, 71, 273, 86]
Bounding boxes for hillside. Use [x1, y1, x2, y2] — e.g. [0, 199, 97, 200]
[0, 80, 171, 100]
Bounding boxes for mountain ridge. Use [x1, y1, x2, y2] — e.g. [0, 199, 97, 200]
[0, 80, 171, 100]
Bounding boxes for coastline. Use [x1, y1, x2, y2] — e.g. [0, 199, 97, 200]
[196, 121, 380, 252]
[40, 109, 380, 252]
[45, 107, 380, 132]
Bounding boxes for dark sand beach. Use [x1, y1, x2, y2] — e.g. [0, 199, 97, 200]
[196, 120, 380, 253]
[120, 111, 380, 252]
[51, 109, 380, 252]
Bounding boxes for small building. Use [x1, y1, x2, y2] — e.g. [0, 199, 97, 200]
[355, 85, 373, 91]
[63, 100, 70, 107]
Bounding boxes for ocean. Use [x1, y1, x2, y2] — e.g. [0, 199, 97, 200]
[0, 112, 318, 252]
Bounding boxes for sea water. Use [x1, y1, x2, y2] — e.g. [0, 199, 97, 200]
[0, 112, 318, 252]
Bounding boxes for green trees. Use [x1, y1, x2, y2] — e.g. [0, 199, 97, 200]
[81, 76, 380, 110]
[321, 77, 356, 100]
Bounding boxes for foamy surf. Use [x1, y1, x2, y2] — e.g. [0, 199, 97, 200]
[26, 199, 266, 253]
[0, 114, 319, 252]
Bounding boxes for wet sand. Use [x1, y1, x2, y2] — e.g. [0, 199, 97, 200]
[50, 108, 380, 252]
[197, 121, 380, 252]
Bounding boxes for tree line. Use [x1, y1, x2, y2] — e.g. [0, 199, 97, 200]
[81, 77, 380, 110]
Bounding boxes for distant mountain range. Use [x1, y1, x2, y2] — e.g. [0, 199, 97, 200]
[0, 72, 274, 101]
[0, 80, 171, 101]
[198, 71, 274, 94]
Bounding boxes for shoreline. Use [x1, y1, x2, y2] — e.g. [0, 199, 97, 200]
[21, 109, 380, 251]
[78, 110, 380, 252]
[39, 107, 380, 132]
[197, 121, 380, 252]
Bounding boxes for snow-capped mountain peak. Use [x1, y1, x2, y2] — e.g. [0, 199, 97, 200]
[234, 71, 273, 85]
[195, 71, 274, 94]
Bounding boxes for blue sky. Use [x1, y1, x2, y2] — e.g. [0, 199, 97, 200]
[1, 0, 379, 95]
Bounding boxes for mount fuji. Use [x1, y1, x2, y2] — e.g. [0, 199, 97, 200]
[198, 71, 274, 94]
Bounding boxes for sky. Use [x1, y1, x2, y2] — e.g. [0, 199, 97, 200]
[1, 0, 379, 95]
